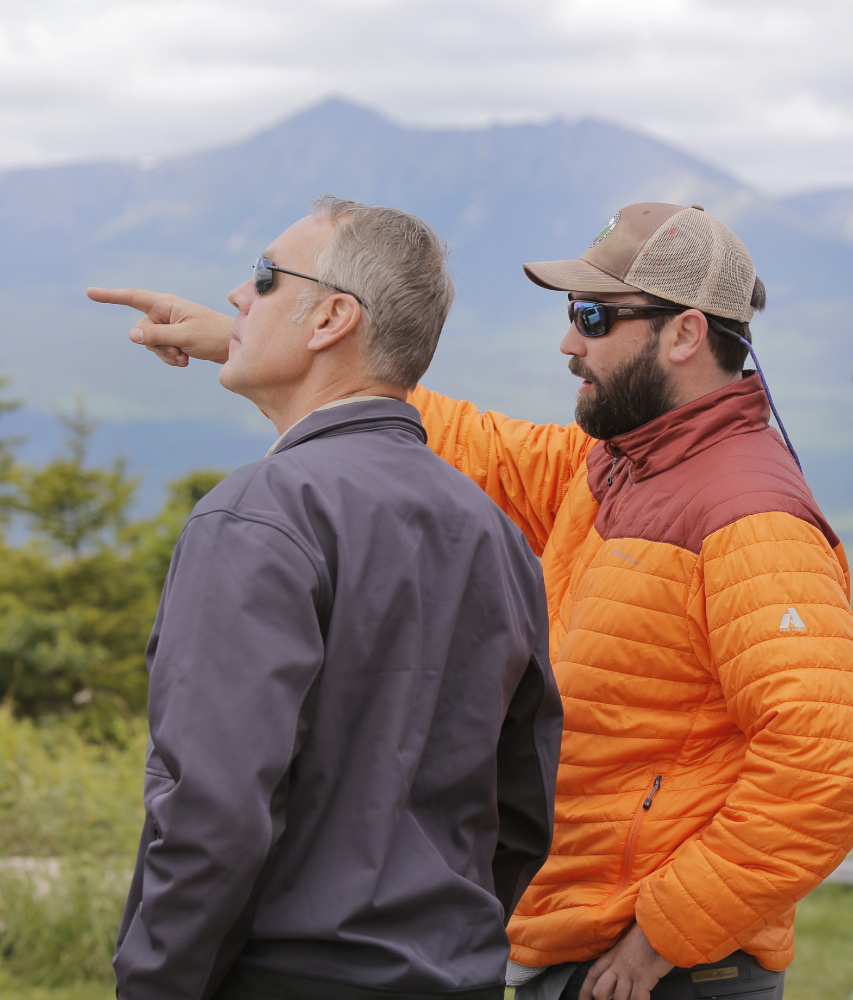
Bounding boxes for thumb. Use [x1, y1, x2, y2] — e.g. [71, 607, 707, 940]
[128, 321, 191, 367]
[129, 320, 190, 349]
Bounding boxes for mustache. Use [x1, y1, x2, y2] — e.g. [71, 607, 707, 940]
[569, 357, 597, 383]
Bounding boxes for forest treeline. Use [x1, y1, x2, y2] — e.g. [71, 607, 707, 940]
[0, 377, 224, 743]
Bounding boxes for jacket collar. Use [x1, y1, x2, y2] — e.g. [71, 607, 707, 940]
[270, 397, 427, 456]
[604, 372, 770, 481]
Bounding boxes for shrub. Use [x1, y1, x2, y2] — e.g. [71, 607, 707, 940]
[0, 706, 145, 858]
[0, 855, 128, 986]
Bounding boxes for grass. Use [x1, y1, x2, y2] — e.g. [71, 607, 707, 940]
[0, 706, 145, 858]
[785, 882, 853, 1000]
[0, 856, 129, 988]
[0, 706, 139, 995]
[0, 986, 115, 1000]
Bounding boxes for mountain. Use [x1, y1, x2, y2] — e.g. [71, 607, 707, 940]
[779, 186, 853, 244]
[1, 97, 851, 544]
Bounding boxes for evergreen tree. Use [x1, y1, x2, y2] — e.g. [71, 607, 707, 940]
[0, 375, 21, 528]
[13, 400, 137, 556]
[0, 392, 225, 741]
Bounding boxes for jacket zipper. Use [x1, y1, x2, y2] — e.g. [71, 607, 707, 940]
[607, 455, 619, 486]
[643, 775, 663, 810]
[604, 442, 622, 487]
[608, 775, 663, 900]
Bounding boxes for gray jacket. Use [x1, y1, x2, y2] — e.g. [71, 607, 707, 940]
[114, 399, 561, 1000]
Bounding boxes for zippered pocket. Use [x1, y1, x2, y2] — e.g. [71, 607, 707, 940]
[608, 774, 663, 900]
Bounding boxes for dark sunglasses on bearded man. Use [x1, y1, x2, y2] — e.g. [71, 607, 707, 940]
[568, 298, 684, 338]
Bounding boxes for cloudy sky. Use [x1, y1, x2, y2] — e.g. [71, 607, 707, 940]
[0, 0, 851, 195]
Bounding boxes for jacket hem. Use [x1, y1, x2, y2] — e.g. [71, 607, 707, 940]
[211, 964, 505, 1000]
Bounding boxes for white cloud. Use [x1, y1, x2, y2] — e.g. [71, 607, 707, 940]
[0, 0, 851, 192]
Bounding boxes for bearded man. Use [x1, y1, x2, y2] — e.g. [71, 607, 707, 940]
[90, 202, 853, 1000]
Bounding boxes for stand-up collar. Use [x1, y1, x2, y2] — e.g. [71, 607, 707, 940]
[606, 372, 770, 481]
[269, 397, 427, 456]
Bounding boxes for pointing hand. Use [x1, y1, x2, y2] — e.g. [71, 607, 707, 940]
[87, 287, 233, 366]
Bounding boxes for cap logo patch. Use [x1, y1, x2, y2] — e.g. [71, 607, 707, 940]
[590, 211, 620, 247]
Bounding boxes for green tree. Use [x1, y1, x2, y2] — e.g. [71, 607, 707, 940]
[13, 401, 136, 556]
[0, 375, 21, 528]
[0, 404, 149, 737]
[0, 389, 226, 740]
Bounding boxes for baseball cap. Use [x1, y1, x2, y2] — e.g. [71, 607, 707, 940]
[524, 203, 758, 322]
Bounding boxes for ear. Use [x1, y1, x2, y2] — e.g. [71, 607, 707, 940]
[665, 309, 708, 365]
[306, 294, 362, 353]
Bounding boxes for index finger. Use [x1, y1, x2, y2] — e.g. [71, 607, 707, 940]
[579, 960, 609, 1000]
[87, 286, 160, 313]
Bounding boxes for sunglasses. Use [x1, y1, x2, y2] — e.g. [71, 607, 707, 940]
[568, 298, 685, 337]
[253, 257, 367, 307]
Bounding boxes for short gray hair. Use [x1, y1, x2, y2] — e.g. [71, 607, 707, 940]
[292, 196, 454, 390]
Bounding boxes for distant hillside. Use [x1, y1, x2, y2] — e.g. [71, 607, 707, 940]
[779, 186, 853, 244]
[1, 98, 851, 541]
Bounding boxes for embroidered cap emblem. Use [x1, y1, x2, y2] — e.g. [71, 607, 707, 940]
[590, 211, 620, 247]
[779, 607, 806, 633]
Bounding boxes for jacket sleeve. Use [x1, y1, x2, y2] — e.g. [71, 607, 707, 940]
[636, 511, 853, 968]
[492, 580, 563, 921]
[114, 509, 328, 1000]
[492, 656, 563, 923]
[409, 385, 595, 556]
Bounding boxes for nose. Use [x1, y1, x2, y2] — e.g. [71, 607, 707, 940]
[228, 278, 254, 314]
[560, 322, 587, 357]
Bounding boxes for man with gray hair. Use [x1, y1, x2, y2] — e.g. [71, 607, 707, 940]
[90, 198, 562, 1000]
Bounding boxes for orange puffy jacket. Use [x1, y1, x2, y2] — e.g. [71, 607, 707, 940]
[411, 374, 853, 971]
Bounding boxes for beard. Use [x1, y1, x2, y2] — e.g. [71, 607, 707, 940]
[571, 334, 676, 440]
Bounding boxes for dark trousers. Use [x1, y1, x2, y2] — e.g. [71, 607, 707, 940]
[557, 951, 784, 1000]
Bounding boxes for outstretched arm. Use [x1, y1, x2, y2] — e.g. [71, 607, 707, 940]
[410, 384, 596, 556]
[87, 287, 232, 366]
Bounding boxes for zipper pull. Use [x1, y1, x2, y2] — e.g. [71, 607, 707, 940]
[643, 775, 662, 810]
[607, 455, 619, 487]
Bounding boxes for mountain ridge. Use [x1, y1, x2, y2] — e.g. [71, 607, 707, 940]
[1, 97, 850, 540]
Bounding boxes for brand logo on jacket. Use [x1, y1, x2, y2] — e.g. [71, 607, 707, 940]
[611, 548, 643, 568]
[779, 607, 806, 633]
[691, 967, 740, 984]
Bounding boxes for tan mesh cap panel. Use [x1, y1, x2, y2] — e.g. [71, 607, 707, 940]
[624, 208, 756, 321]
